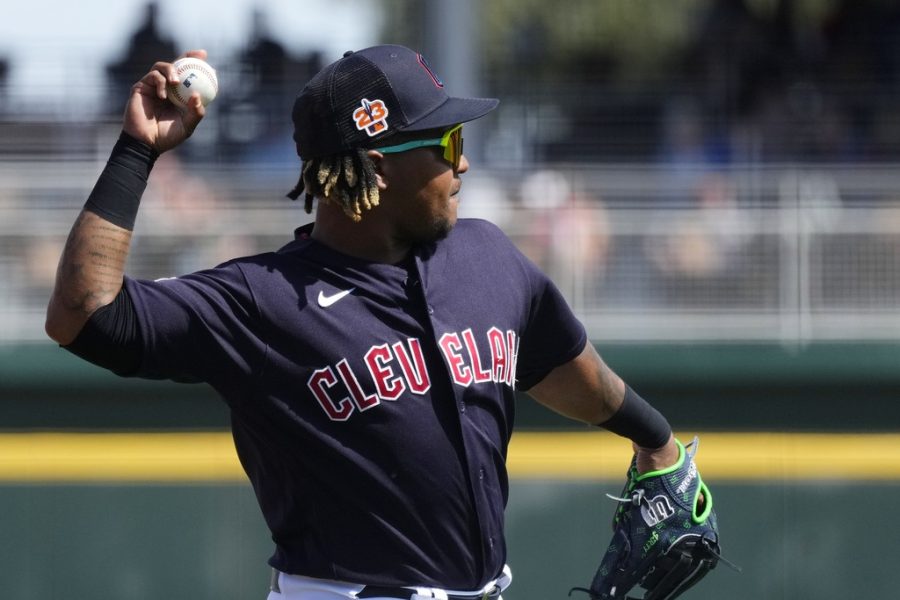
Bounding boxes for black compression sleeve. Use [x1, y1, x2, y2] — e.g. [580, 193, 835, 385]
[599, 386, 672, 449]
[63, 285, 142, 376]
[84, 132, 159, 231]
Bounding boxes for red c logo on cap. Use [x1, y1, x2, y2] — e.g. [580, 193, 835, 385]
[417, 54, 444, 88]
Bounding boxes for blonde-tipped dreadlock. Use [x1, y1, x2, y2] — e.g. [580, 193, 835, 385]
[286, 148, 380, 222]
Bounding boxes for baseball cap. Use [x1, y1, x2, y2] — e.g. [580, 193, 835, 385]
[291, 45, 499, 160]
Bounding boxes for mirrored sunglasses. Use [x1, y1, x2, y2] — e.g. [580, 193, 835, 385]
[375, 124, 464, 170]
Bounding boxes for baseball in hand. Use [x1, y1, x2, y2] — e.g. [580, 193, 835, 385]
[167, 57, 218, 110]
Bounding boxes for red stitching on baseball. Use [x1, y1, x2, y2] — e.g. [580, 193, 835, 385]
[169, 59, 218, 106]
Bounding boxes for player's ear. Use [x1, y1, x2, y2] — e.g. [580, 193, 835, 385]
[366, 150, 389, 191]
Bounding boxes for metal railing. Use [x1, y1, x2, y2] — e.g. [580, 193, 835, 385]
[2, 158, 899, 343]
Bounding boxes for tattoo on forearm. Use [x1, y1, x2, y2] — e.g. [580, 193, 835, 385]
[56, 211, 132, 314]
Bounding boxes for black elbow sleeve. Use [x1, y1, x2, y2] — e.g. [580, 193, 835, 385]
[63, 286, 142, 375]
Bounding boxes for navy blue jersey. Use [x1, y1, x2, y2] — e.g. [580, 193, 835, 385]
[123, 218, 586, 589]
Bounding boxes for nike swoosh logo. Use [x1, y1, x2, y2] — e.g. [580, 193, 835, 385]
[317, 288, 355, 308]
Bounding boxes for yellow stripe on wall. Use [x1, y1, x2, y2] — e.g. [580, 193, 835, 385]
[1, 431, 899, 483]
[508, 431, 900, 480]
[0, 432, 247, 483]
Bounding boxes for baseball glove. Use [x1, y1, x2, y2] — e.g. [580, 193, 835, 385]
[570, 437, 737, 600]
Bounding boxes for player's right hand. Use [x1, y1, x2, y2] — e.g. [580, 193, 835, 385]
[123, 49, 207, 154]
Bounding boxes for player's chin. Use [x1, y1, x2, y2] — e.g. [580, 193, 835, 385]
[418, 199, 458, 243]
[404, 214, 454, 245]
[428, 209, 457, 242]
[442, 201, 460, 232]
[431, 214, 456, 241]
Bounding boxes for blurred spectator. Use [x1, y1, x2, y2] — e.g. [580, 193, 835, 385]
[819, 0, 900, 159]
[681, 0, 786, 121]
[135, 152, 255, 276]
[646, 173, 744, 276]
[820, 0, 900, 87]
[106, 2, 177, 114]
[23, 235, 64, 303]
[220, 8, 322, 168]
[678, 0, 791, 165]
[517, 170, 611, 303]
[242, 8, 290, 110]
[658, 97, 731, 197]
[643, 172, 754, 307]
[674, 0, 894, 163]
[0, 57, 9, 112]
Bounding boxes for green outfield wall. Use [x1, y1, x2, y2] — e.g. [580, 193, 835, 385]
[1, 480, 897, 600]
[2, 340, 899, 599]
[3, 340, 899, 431]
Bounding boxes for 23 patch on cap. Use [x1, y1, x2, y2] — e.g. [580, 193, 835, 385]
[353, 99, 389, 136]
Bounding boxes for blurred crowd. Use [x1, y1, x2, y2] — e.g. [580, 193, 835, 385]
[102, 2, 323, 167]
[0, 1, 899, 162]
[488, 0, 900, 165]
[2, 0, 900, 342]
[0, 0, 898, 163]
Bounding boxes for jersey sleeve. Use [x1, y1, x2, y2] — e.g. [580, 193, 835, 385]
[123, 260, 266, 396]
[467, 219, 588, 391]
[514, 262, 588, 390]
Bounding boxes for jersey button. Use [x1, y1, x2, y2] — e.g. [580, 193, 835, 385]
[427, 306, 434, 315]
[459, 401, 466, 413]
[478, 468, 485, 480]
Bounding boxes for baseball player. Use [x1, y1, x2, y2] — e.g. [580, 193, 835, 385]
[46, 46, 719, 600]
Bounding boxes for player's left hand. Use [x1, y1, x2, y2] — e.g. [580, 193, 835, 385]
[570, 437, 738, 600]
[123, 49, 207, 153]
[634, 437, 680, 475]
